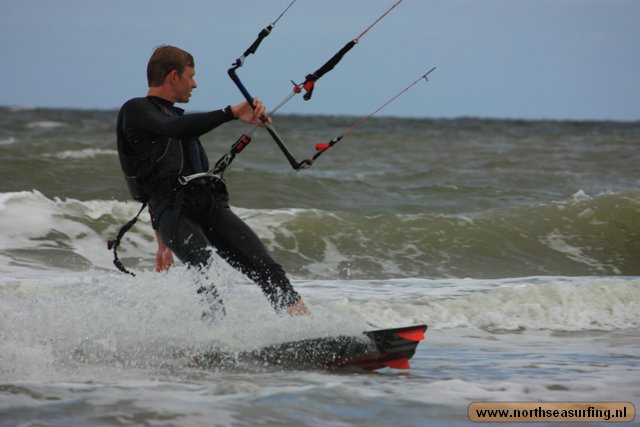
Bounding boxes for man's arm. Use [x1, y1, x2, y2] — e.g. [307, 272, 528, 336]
[122, 97, 236, 139]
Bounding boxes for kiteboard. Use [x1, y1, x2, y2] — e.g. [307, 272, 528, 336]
[194, 324, 427, 371]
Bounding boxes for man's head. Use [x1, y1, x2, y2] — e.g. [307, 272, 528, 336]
[146, 45, 197, 103]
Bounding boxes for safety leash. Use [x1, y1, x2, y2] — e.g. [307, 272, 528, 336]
[107, 202, 147, 276]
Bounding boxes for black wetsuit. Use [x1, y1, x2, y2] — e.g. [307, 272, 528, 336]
[117, 96, 301, 311]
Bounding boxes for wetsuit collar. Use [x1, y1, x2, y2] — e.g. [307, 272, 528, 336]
[147, 96, 185, 115]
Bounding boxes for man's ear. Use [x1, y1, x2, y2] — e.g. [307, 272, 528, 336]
[166, 69, 178, 84]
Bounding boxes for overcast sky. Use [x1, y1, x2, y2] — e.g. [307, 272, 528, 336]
[1, 0, 638, 121]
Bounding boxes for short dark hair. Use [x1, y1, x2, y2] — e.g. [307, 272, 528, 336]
[146, 45, 195, 87]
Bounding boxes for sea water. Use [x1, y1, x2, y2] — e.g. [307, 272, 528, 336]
[0, 107, 639, 426]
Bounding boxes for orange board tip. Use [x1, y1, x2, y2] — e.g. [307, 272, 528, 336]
[396, 329, 425, 341]
[384, 357, 411, 370]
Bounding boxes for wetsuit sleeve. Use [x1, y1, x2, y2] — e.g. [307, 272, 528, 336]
[122, 98, 236, 138]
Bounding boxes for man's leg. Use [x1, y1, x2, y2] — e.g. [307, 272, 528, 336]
[206, 206, 309, 314]
[158, 210, 225, 318]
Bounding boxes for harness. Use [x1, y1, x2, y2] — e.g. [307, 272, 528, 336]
[109, 98, 220, 275]
[107, 169, 223, 276]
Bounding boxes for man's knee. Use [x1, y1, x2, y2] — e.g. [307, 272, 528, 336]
[159, 215, 211, 268]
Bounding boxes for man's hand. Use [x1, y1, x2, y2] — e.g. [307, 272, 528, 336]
[154, 230, 174, 272]
[231, 97, 271, 127]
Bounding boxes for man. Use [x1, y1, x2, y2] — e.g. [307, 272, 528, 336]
[117, 45, 309, 316]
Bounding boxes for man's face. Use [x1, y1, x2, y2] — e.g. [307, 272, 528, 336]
[173, 66, 197, 103]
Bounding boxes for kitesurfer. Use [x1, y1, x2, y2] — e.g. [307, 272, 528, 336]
[116, 45, 310, 316]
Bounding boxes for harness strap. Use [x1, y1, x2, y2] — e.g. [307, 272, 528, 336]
[178, 169, 221, 186]
[107, 202, 148, 276]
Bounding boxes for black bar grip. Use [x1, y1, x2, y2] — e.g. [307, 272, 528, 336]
[311, 40, 356, 81]
[244, 25, 273, 58]
[301, 40, 356, 100]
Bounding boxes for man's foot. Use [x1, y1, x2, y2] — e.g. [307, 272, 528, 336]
[286, 299, 311, 316]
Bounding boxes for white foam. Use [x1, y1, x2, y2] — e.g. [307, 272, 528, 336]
[569, 189, 593, 202]
[235, 206, 311, 249]
[540, 229, 619, 273]
[53, 148, 118, 159]
[1, 191, 638, 335]
[0, 190, 155, 273]
[319, 277, 640, 332]
[0, 266, 370, 381]
[26, 120, 67, 129]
